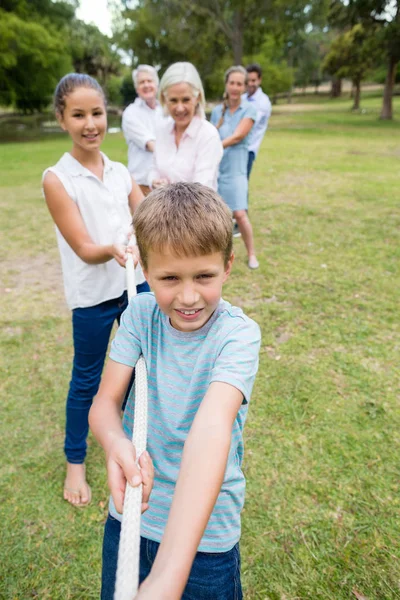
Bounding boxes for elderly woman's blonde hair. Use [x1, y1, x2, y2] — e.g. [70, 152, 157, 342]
[158, 62, 206, 119]
[132, 64, 159, 89]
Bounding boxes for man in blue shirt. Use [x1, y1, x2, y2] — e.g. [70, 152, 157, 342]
[242, 63, 272, 180]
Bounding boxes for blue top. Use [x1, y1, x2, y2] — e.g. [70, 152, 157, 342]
[210, 101, 257, 178]
[210, 102, 256, 211]
[109, 292, 261, 552]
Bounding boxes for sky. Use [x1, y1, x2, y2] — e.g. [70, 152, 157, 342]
[76, 0, 113, 36]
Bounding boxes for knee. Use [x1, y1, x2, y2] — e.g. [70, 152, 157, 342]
[69, 365, 102, 399]
[234, 210, 247, 224]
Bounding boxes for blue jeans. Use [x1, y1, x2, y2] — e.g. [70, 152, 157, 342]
[101, 515, 243, 600]
[247, 151, 256, 179]
[64, 282, 150, 463]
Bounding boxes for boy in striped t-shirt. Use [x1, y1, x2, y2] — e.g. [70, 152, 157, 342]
[90, 182, 261, 599]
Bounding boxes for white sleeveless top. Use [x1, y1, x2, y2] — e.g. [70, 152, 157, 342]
[43, 152, 145, 310]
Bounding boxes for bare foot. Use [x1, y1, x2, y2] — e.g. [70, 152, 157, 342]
[63, 463, 92, 507]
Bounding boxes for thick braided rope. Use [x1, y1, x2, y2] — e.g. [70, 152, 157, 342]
[114, 253, 148, 600]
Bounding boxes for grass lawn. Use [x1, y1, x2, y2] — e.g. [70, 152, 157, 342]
[1, 94, 399, 599]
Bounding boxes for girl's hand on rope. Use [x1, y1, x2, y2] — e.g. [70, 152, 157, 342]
[107, 437, 154, 513]
[111, 243, 128, 268]
[126, 243, 140, 268]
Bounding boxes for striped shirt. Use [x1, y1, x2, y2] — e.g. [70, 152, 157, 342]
[109, 293, 261, 552]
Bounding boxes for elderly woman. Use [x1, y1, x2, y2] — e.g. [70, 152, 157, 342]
[211, 66, 259, 270]
[122, 64, 164, 195]
[149, 62, 223, 190]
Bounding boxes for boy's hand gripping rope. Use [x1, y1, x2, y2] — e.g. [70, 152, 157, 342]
[114, 247, 148, 600]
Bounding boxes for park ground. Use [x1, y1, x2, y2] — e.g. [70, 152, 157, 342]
[0, 93, 399, 599]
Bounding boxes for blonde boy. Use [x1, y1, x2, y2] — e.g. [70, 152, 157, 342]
[90, 182, 261, 599]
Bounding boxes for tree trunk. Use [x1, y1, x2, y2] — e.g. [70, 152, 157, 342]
[331, 77, 342, 98]
[352, 79, 361, 111]
[380, 55, 397, 120]
[231, 8, 244, 64]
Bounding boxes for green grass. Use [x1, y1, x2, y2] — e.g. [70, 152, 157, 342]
[1, 95, 399, 599]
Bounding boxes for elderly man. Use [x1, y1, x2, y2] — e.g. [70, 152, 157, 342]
[122, 65, 164, 195]
[242, 63, 272, 181]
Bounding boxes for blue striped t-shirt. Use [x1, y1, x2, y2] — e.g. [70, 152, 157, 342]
[109, 292, 261, 552]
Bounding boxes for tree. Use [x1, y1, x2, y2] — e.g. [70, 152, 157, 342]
[380, 8, 400, 118]
[113, 0, 320, 99]
[0, 1, 125, 111]
[329, 0, 400, 119]
[0, 9, 72, 111]
[244, 36, 293, 101]
[293, 30, 332, 93]
[323, 24, 380, 109]
[68, 20, 122, 86]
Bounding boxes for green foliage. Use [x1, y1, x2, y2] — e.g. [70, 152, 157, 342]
[119, 73, 137, 108]
[0, 9, 72, 112]
[1, 0, 77, 27]
[328, 0, 400, 117]
[244, 36, 293, 99]
[323, 25, 380, 83]
[116, 0, 227, 96]
[104, 75, 124, 106]
[68, 20, 122, 85]
[116, 0, 314, 97]
[0, 0, 124, 112]
[371, 62, 400, 83]
[292, 30, 334, 90]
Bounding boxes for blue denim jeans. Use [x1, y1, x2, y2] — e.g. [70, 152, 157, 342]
[64, 283, 150, 463]
[247, 151, 256, 179]
[101, 514, 243, 600]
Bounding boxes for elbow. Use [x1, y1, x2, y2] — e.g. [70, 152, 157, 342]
[233, 133, 246, 144]
[186, 422, 232, 450]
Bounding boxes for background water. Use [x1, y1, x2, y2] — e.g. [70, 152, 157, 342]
[0, 112, 122, 143]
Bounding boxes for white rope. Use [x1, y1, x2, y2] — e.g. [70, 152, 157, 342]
[114, 250, 148, 600]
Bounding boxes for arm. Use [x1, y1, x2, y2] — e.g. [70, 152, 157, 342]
[43, 171, 127, 266]
[89, 359, 153, 513]
[122, 107, 156, 152]
[136, 381, 244, 599]
[128, 176, 144, 213]
[222, 117, 255, 149]
[253, 98, 272, 139]
[192, 133, 223, 188]
[149, 142, 169, 189]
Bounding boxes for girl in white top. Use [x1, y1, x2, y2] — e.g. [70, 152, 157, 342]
[149, 62, 223, 191]
[43, 73, 150, 508]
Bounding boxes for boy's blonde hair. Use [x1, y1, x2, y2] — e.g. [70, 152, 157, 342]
[134, 183, 233, 269]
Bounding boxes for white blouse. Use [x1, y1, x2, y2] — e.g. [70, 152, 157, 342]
[149, 116, 223, 190]
[43, 152, 145, 310]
